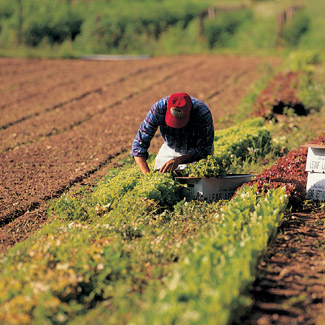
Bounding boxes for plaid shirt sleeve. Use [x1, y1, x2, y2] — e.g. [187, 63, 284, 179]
[132, 97, 167, 158]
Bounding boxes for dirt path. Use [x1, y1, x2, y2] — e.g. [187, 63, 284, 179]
[237, 207, 325, 325]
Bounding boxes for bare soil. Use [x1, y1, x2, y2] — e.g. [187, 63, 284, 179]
[238, 207, 325, 325]
[0, 55, 324, 324]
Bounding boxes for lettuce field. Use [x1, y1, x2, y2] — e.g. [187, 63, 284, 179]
[0, 54, 324, 324]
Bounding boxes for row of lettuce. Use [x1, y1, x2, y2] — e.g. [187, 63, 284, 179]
[0, 117, 291, 324]
[183, 117, 277, 177]
[73, 186, 289, 325]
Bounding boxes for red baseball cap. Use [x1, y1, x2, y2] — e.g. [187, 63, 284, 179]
[165, 92, 192, 128]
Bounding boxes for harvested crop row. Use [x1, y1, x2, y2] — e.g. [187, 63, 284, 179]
[0, 57, 176, 127]
[0, 57, 172, 99]
[1, 54, 256, 152]
[183, 118, 274, 177]
[0, 58, 204, 151]
[0, 58, 62, 80]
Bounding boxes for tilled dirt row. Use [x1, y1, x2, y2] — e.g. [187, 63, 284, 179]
[0, 58, 60, 80]
[0, 56, 261, 152]
[239, 208, 325, 325]
[0, 56, 198, 150]
[0, 57, 174, 127]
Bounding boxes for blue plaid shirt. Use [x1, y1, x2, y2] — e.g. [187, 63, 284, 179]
[132, 96, 214, 161]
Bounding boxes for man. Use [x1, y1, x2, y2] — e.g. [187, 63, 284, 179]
[132, 92, 214, 174]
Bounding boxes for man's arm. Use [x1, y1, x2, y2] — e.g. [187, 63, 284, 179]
[134, 156, 150, 174]
[132, 99, 166, 173]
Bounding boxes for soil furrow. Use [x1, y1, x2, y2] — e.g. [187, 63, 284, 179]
[0, 60, 110, 93]
[0, 58, 59, 79]
[0, 59, 154, 109]
[0, 58, 204, 151]
[0, 146, 128, 226]
[205, 67, 252, 100]
[0, 58, 157, 91]
[0, 59, 176, 130]
[0, 57, 174, 126]
[237, 209, 325, 325]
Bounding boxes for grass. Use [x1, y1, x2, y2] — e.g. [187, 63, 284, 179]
[1, 1, 325, 60]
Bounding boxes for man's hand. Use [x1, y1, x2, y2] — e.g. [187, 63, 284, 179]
[160, 158, 178, 173]
[160, 154, 194, 173]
